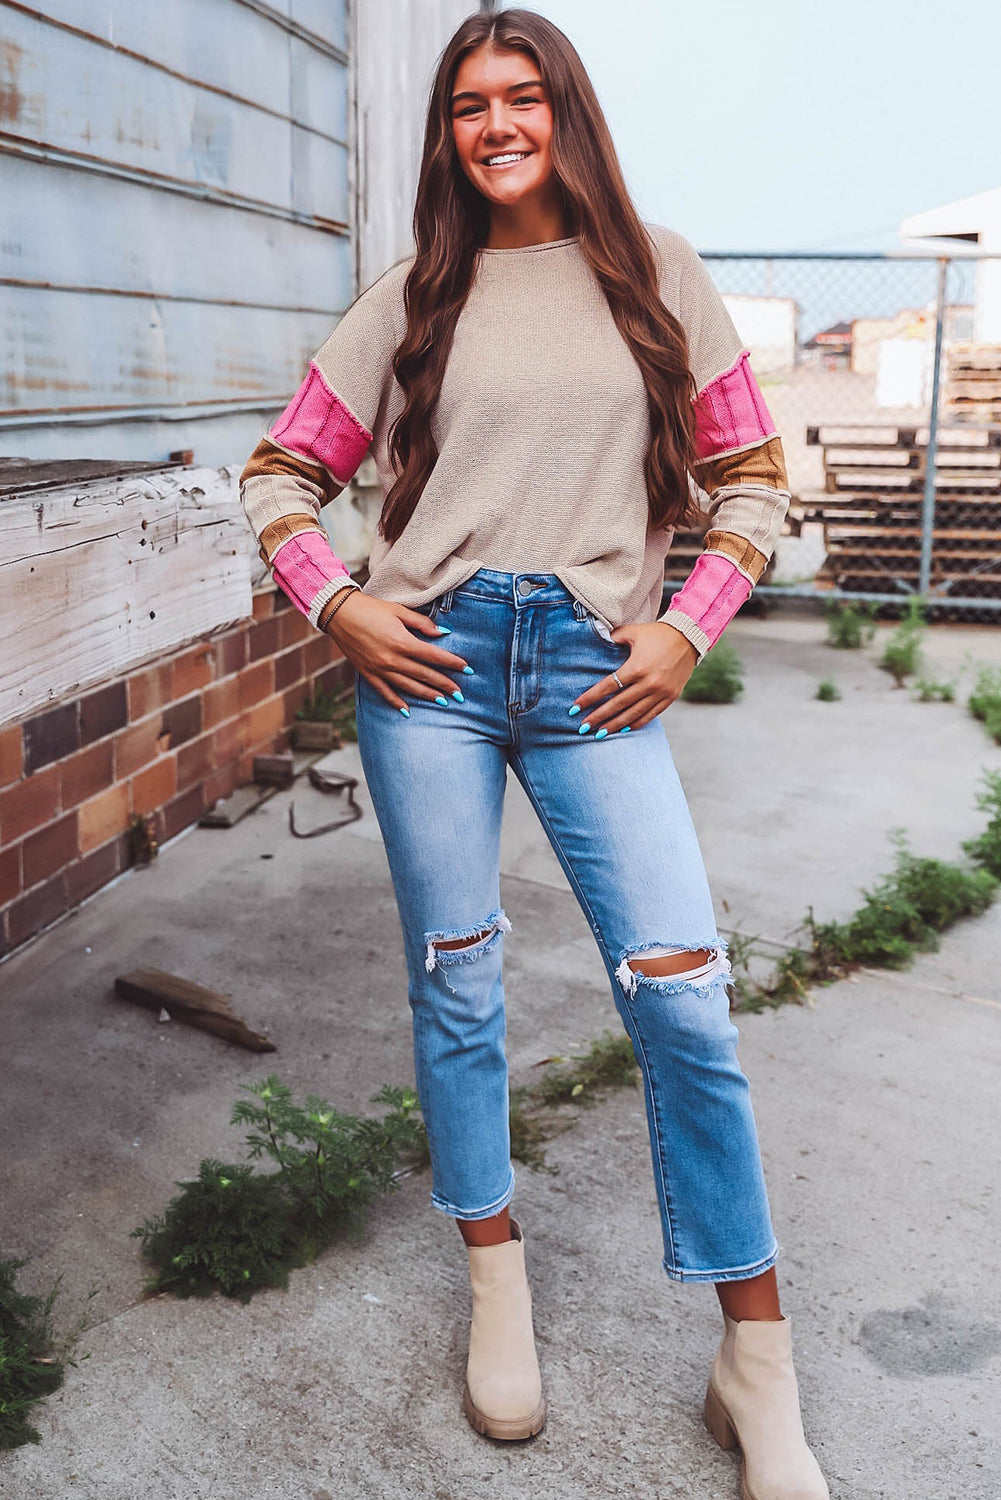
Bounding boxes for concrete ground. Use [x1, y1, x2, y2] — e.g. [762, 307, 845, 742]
[2, 604, 1000, 1499]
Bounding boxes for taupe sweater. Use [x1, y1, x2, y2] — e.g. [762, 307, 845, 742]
[240, 224, 790, 660]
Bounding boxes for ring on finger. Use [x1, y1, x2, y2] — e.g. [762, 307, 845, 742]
[612, 671, 625, 690]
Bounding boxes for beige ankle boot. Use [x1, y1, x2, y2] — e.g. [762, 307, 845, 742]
[704, 1312, 829, 1500]
[462, 1218, 546, 1440]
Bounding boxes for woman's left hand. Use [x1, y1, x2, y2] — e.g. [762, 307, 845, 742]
[570, 622, 699, 734]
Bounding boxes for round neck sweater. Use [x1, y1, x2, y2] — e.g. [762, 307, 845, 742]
[240, 224, 791, 659]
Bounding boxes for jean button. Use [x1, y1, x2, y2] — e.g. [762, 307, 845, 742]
[517, 578, 534, 596]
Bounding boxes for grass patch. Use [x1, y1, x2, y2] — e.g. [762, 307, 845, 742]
[0, 1256, 95, 1450]
[824, 599, 878, 649]
[681, 641, 744, 704]
[816, 677, 841, 701]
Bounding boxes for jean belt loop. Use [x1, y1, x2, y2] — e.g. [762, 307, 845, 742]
[439, 587, 455, 614]
[572, 599, 588, 621]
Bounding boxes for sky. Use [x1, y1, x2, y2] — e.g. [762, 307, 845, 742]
[530, 0, 1001, 254]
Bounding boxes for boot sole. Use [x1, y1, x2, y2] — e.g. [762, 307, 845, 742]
[463, 1382, 546, 1441]
[704, 1380, 758, 1500]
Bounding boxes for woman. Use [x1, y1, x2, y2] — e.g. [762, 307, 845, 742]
[240, 10, 828, 1496]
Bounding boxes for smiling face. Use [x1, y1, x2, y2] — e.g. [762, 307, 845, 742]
[450, 44, 557, 214]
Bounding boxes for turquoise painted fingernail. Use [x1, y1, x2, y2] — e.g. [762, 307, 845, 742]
[594, 727, 608, 740]
[399, 706, 410, 718]
[436, 624, 452, 634]
[568, 704, 581, 717]
[452, 689, 464, 703]
[578, 721, 591, 734]
[620, 725, 631, 733]
[462, 665, 475, 675]
[435, 695, 449, 707]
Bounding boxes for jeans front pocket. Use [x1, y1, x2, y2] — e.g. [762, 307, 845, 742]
[577, 604, 625, 649]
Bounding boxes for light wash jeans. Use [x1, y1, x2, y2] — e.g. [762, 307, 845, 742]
[355, 568, 780, 1283]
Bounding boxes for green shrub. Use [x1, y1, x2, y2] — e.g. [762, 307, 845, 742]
[132, 1079, 428, 1301]
[0, 1256, 93, 1450]
[824, 599, 878, 649]
[816, 677, 841, 701]
[837, 831, 996, 968]
[682, 641, 744, 703]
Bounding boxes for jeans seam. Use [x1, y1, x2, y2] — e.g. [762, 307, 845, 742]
[509, 749, 681, 1272]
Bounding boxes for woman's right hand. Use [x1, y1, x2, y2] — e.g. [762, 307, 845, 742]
[322, 589, 471, 712]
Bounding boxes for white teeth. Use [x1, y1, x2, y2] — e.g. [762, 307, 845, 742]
[485, 152, 528, 166]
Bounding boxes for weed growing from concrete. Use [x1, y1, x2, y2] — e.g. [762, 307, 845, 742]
[508, 1086, 567, 1173]
[816, 677, 841, 701]
[824, 599, 877, 649]
[530, 1030, 640, 1107]
[961, 769, 1001, 879]
[913, 676, 956, 702]
[967, 664, 1001, 744]
[729, 825, 998, 1011]
[505, 1032, 642, 1172]
[296, 685, 357, 740]
[878, 597, 927, 686]
[681, 641, 744, 704]
[131, 1080, 428, 1301]
[0, 1256, 96, 1450]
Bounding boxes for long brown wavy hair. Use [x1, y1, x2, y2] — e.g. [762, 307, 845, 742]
[381, 7, 701, 545]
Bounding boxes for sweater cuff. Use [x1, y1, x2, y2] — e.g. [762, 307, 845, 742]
[658, 552, 754, 661]
[269, 528, 356, 630]
[656, 610, 712, 662]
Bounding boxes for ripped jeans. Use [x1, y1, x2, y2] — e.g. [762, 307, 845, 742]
[355, 568, 779, 1283]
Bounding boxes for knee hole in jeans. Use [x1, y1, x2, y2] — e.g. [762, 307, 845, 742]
[423, 909, 513, 974]
[615, 940, 732, 998]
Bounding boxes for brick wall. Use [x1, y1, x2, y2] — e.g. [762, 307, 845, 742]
[0, 588, 351, 960]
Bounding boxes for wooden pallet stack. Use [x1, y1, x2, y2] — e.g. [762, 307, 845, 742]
[799, 423, 1001, 597]
[944, 344, 1001, 425]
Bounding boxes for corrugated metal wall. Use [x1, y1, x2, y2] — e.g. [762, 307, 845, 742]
[1, 1, 483, 470]
[0, 0, 352, 467]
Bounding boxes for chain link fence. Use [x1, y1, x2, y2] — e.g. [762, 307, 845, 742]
[671, 251, 1001, 623]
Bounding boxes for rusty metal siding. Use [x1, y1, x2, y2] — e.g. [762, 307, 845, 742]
[0, 0, 351, 464]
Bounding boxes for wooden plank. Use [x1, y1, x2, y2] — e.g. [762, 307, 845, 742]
[114, 968, 277, 1051]
[0, 466, 252, 724]
[806, 424, 1001, 451]
[827, 474, 1001, 495]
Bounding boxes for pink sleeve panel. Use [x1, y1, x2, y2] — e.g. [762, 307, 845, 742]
[269, 362, 373, 486]
[664, 551, 753, 652]
[270, 528, 356, 629]
[693, 350, 778, 463]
